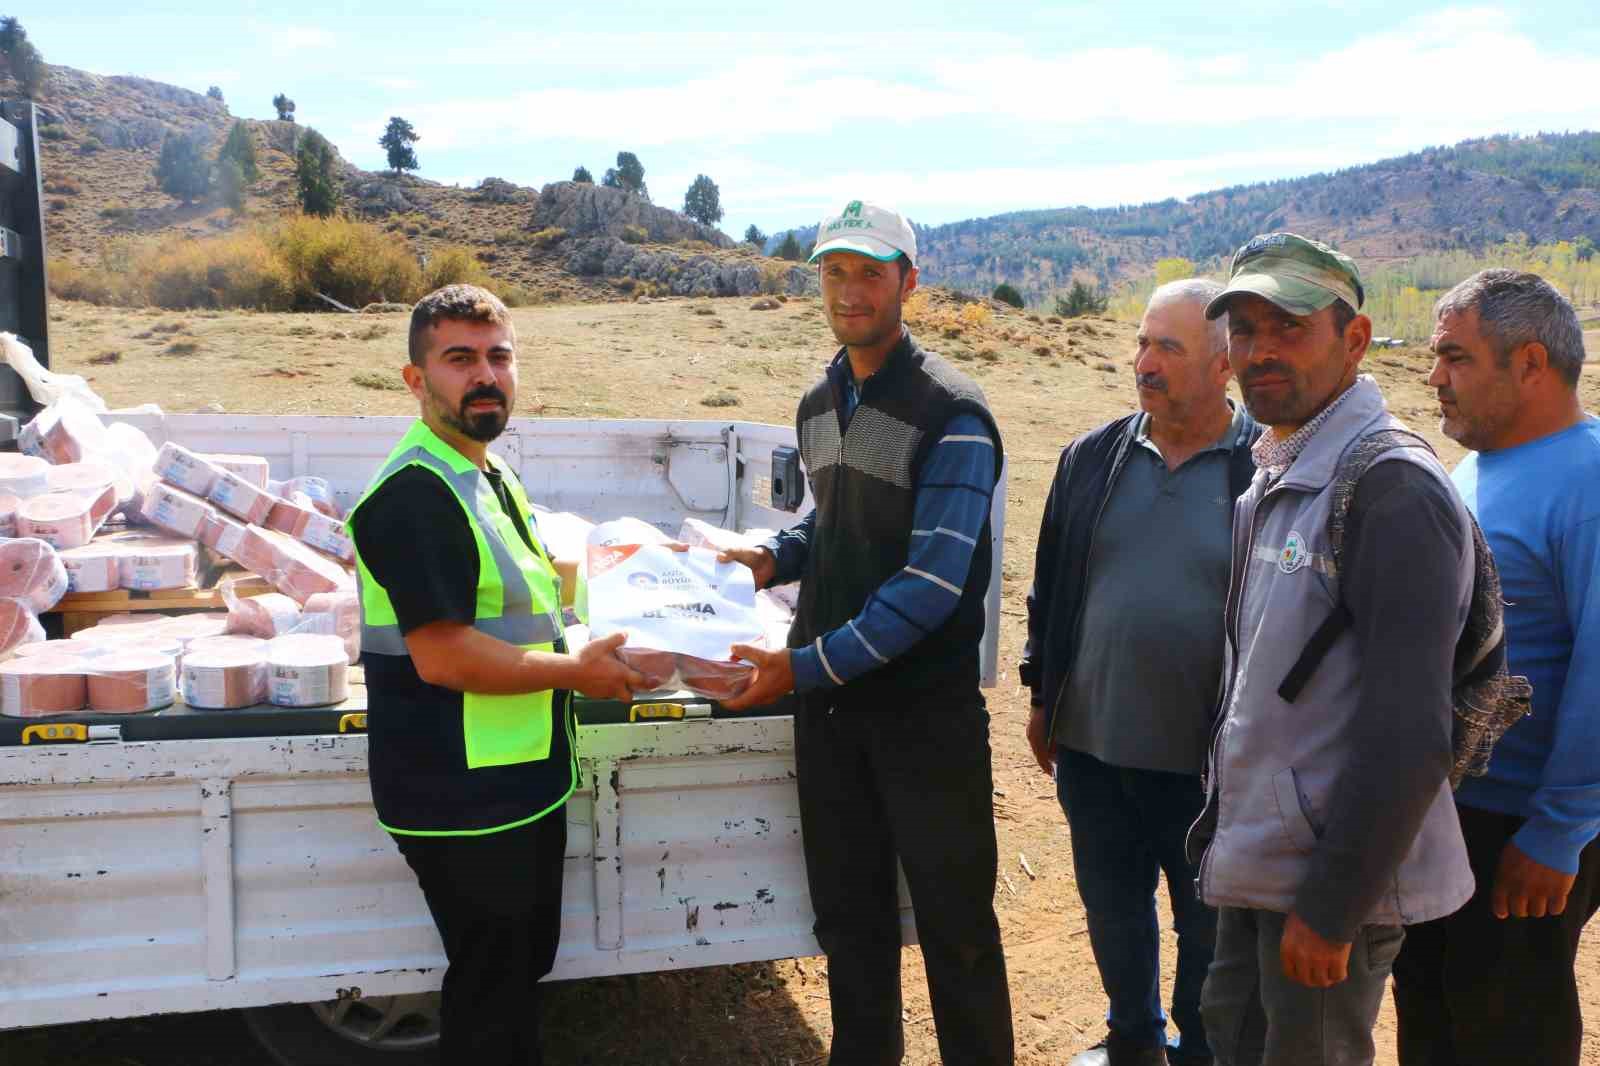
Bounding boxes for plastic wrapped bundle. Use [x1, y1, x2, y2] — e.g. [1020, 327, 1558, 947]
[0, 494, 18, 538]
[300, 588, 359, 663]
[531, 509, 596, 562]
[153, 442, 219, 496]
[264, 498, 354, 562]
[87, 649, 177, 713]
[202, 454, 270, 490]
[222, 525, 349, 605]
[0, 453, 50, 499]
[186, 634, 269, 657]
[59, 542, 122, 592]
[47, 461, 123, 522]
[226, 592, 303, 639]
[18, 492, 106, 549]
[266, 634, 350, 707]
[71, 615, 176, 646]
[0, 657, 90, 717]
[197, 510, 244, 551]
[181, 643, 269, 709]
[116, 536, 199, 591]
[140, 481, 216, 540]
[207, 468, 276, 524]
[0, 538, 68, 614]
[270, 475, 340, 519]
[0, 597, 46, 657]
[20, 398, 109, 465]
[158, 613, 230, 646]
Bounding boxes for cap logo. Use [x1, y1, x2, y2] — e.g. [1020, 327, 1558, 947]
[842, 200, 864, 219]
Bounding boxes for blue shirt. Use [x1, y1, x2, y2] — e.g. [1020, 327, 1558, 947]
[1453, 415, 1600, 874]
[765, 377, 997, 693]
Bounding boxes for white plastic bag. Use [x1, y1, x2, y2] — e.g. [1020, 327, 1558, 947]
[2, 333, 107, 412]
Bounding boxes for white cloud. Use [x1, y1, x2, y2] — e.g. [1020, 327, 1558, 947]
[273, 25, 336, 50]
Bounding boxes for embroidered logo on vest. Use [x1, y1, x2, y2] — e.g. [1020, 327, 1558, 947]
[1279, 530, 1309, 574]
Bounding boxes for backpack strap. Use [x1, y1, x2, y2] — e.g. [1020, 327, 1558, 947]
[1277, 429, 1431, 703]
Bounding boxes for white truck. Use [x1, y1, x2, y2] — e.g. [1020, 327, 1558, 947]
[0, 104, 1007, 1064]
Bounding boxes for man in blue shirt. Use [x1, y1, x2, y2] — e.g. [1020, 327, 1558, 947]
[1393, 268, 1600, 1065]
[722, 200, 1012, 1065]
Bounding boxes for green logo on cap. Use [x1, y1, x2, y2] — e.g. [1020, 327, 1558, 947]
[842, 201, 863, 219]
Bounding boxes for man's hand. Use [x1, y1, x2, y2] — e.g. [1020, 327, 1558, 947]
[1280, 912, 1352, 988]
[718, 546, 776, 590]
[720, 644, 794, 711]
[1025, 704, 1055, 776]
[566, 632, 647, 701]
[1492, 840, 1576, 919]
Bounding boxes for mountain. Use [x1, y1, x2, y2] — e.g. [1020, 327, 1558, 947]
[770, 133, 1600, 304]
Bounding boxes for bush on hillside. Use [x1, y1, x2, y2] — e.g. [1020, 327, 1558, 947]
[217, 120, 259, 184]
[215, 158, 247, 213]
[1, 17, 46, 99]
[620, 224, 648, 244]
[530, 226, 567, 248]
[991, 282, 1024, 308]
[269, 214, 421, 308]
[572, 166, 593, 184]
[1056, 280, 1108, 317]
[295, 129, 341, 217]
[155, 132, 211, 203]
[422, 245, 496, 292]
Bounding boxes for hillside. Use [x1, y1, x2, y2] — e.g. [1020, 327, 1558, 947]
[28, 63, 809, 304]
[757, 133, 1600, 304]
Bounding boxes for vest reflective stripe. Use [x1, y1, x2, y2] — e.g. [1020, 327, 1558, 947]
[351, 420, 569, 775]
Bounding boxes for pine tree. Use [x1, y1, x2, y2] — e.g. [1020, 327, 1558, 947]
[743, 224, 767, 248]
[682, 174, 723, 226]
[206, 85, 224, 103]
[613, 151, 647, 198]
[295, 129, 341, 217]
[0, 17, 45, 99]
[776, 232, 803, 261]
[991, 282, 1024, 309]
[379, 116, 419, 175]
[572, 165, 593, 184]
[272, 93, 296, 122]
[216, 120, 258, 184]
[154, 132, 211, 203]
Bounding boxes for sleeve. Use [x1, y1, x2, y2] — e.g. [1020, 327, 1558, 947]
[1293, 461, 1468, 942]
[350, 468, 479, 635]
[763, 510, 815, 587]
[1513, 512, 1600, 873]
[1019, 445, 1073, 705]
[790, 413, 997, 693]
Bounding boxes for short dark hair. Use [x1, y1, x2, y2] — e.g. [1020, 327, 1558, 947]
[1434, 269, 1584, 387]
[407, 284, 513, 366]
[895, 254, 913, 280]
[1329, 298, 1357, 335]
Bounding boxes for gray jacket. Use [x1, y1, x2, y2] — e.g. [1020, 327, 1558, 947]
[1195, 377, 1475, 929]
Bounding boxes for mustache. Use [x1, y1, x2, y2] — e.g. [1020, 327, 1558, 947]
[461, 385, 507, 409]
[1135, 373, 1166, 392]
[1436, 388, 1457, 404]
[1240, 361, 1293, 388]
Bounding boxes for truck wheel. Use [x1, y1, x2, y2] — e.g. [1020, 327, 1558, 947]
[243, 993, 441, 1065]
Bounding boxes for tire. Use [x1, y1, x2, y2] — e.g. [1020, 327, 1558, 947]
[242, 993, 441, 1066]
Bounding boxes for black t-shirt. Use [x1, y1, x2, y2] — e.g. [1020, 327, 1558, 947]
[353, 464, 566, 833]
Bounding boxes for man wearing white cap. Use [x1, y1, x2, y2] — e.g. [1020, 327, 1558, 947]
[722, 200, 1014, 1064]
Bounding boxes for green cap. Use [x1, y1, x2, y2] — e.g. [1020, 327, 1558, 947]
[1205, 232, 1364, 320]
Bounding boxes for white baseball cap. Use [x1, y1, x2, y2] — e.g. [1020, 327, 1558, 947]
[808, 200, 917, 267]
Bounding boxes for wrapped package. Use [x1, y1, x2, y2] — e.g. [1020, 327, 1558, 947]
[264, 497, 354, 562]
[0, 597, 46, 657]
[87, 649, 177, 713]
[186, 634, 269, 657]
[0, 453, 50, 498]
[207, 468, 276, 524]
[181, 643, 269, 709]
[19, 397, 110, 465]
[202, 453, 270, 490]
[140, 481, 215, 540]
[677, 517, 799, 612]
[115, 535, 199, 591]
[227, 590, 304, 639]
[585, 518, 764, 700]
[153, 442, 219, 496]
[46, 461, 122, 524]
[105, 422, 158, 508]
[157, 612, 230, 646]
[221, 525, 349, 605]
[71, 615, 176, 647]
[0, 657, 89, 717]
[300, 588, 360, 663]
[18, 491, 106, 549]
[0, 537, 68, 613]
[59, 542, 122, 592]
[270, 475, 340, 519]
[531, 508, 596, 562]
[12, 638, 89, 659]
[266, 633, 350, 707]
[0, 493, 18, 537]
[197, 510, 243, 551]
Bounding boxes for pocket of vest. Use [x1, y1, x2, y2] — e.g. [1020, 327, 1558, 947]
[463, 690, 553, 769]
[1271, 767, 1321, 854]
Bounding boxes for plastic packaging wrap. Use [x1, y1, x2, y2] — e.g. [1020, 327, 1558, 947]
[300, 588, 360, 664]
[264, 497, 354, 562]
[266, 634, 350, 706]
[0, 493, 17, 538]
[46, 461, 122, 523]
[677, 516, 799, 612]
[270, 475, 340, 519]
[113, 534, 199, 591]
[585, 518, 763, 700]
[86, 650, 177, 713]
[207, 468, 276, 524]
[0, 537, 68, 614]
[104, 422, 158, 514]
[71, 615, 176, 645]
[140, 481, 216, 540]
[0, 453, 50, 499]
[0, 597, 46, 657]
[224, 582, 304, 639]
[530, 508, 596, 561]
[202, 454, 270, 490]
[153, 442, 219, 496]
[197, 510, 243, 551]
[17, 492, 106, 549]
[2, 333, 107, 412]
[157, 612, 230, 646]
[0, 657, 89, 717]
[59, 542, 122, 592]
[181, 643, 269, 709]
[19, 396, 111, 465]
[219, 525, 349, 605]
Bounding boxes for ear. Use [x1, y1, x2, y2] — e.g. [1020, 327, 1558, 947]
[902, 264, 919, 300]
[402, 363, 426, 403]
[1346, 313, 1373, 363]
[1513, 340, 1549, 385]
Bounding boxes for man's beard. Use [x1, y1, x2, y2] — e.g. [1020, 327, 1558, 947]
[430, 380, 509, 442]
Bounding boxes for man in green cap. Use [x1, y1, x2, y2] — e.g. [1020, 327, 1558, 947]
[1186, 234, 1476, 1065]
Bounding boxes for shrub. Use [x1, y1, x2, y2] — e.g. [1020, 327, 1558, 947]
[142, 230, 296, 310]
[155, 132, 211, 203]
[958, 303, 993, 330]
[572, 166, 593, 184]
[991, 282, 1024, 308]
[422, 245, 495, 292]
[217, 121, 259, 184]
[215, 159, 247, 213]
[1056, 280, 1108, 318]
[683, 174, 723, 226]
[351, 371, 404, 391]
[39, 125, 66, 141]
[270, 214, 421, 308]
[530, 226, 567, 248]
[295, 129, 341, 217]
[620, 224, 648, 244]
[758, 260, 792, 295]
[44, 177, 81, 196]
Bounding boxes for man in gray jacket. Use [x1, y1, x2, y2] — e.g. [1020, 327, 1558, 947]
[1190, 233, 1475, 1066]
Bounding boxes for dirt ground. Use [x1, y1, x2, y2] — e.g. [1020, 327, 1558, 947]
[8, 293, 1600, 1065]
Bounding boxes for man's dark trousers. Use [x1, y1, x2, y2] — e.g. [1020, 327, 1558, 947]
[394, 810, 567, 1066]
[1057, 746, 1217, 1062]
[1392, 804, 1600, 1066]
[794, 695, 1014, 1066]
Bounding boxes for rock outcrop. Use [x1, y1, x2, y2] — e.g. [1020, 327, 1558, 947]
[564, 236, 815, 298]
[533, 181, 735, 248]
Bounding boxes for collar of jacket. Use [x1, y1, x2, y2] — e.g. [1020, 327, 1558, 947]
[1270, 375, 1388, 494]
[826, 327, 917, 400]
[1130, 399, 1259, 457]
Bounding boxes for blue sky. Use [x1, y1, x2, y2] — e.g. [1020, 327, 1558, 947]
[20, 2, 1600, 241]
